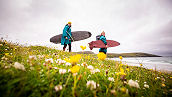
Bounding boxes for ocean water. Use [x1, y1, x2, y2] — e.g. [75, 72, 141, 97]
[109, 57, 172, 72]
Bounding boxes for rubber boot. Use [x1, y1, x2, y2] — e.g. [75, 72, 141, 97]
[63, 47, 66, 51]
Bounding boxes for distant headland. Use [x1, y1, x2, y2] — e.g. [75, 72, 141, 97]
[75, 51, 161, 57]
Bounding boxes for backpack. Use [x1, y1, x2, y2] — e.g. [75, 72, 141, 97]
[96, 35, 101, 40]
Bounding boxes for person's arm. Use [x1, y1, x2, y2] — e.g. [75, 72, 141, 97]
[63, 26, 68, 39]
[101, 37, 107, 45]
[100, 36, 108, 48]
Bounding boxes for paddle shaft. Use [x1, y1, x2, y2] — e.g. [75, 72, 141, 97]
[66, 31, 74, 42]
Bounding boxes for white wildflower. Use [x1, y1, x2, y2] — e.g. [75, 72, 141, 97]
[124, 81, 127, 84]
[56, 59, 66, 64]
[43, 63, 47, 66]
[13, 62, 25, 71]
[59, 69, 66, 74]
[53, 67, 58, 69]
[87, 65, 94, 70]
[4, 66, 11, 69]
[27, 60, 29, 63]
[144, 84, 149, 88]
[94, 69, 100, 73]
[29, 55, 37, 60]
[68, 69, 71, 73]
[97, 84, 100, 87]
[5, 57, 8, 60]
[128, 79, 140, 88]
[81, 62, 87, 67]
[60, 60, 66, 64]
[72, 73, 78, 76]
[65, 62, 71, 66]
[45, 58, 53, 63]
[54, 85, 63, 92]
[77, 64, 81, 66]
[38, 55, 45, 59]
[86, 80, 97, 90]
[30, 67, 34, 70]
[1, 56, 5, 60]
[90, 69, 100, 74]
[56, 59, 62, 63]
[88, 75, 91, 78]
[108, 77, 114, 82]
[110, 89, 116, 94]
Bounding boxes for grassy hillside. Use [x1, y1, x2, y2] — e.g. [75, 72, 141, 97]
[0, 39, 171, 97]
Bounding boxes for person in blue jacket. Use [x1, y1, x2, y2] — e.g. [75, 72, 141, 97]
[99, 31, 108, 54]
[61, 22, 72, 52]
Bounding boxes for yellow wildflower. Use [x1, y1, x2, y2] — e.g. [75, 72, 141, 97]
[5, 53, 9, 56]
[97, 52, 106, 61]
[170, 77, 172, 79]
[85, 56, 90, 59]
[120, 64, 123, 67]
[119, 56, 123, 60]
[80, 45, 86, 50]
[126, 68, 129, 72]
[162, 83, 166, 87]
[116, 68, 126, 75]
[64, 54, 81, 64]
[120, 68, 126, 75]
[140, 64, 143, 66]
[70, 65, 80, 73]
[120, 87, 128, 94]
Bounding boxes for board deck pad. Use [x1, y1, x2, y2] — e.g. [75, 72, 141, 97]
[50, 31, 92, 44]
[88, 40, 120, 50]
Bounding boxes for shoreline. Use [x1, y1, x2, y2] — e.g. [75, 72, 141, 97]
[108, 57, 172, 73]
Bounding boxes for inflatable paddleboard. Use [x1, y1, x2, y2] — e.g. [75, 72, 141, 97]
[88, 40, 120, 50]
[50, 31, 92, 44]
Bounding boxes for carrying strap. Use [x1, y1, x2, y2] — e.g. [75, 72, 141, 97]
[66, 25, 77, 52]
[66, 26, 74, 42]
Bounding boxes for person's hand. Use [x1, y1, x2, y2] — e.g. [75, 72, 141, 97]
[106, 45, 108, 48]
[65, 37, 68, 39]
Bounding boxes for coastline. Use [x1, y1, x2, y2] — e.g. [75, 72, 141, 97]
[108, 57, 172, 73]
[75, 51, 162, 57]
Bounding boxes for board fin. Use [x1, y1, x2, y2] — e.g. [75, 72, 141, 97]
[88, 42, 93, 50]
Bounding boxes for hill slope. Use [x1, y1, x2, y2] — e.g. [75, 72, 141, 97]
[0, 40, 171, 97]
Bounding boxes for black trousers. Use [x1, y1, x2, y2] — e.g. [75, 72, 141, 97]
[63, 43, 71, 52]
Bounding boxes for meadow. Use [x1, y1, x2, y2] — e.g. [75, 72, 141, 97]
[0, 39, 172, 97]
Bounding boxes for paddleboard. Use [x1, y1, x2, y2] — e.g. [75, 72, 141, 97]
[50, 31, 92, 44]
[88, 40, 120, 50]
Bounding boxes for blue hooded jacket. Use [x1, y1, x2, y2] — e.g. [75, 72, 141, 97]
[99, 35, 107, 53]
[61, 25, 72, 45]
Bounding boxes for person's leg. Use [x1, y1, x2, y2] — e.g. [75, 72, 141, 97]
[68, 43, 71, 52]
[63, 44, 67, 51]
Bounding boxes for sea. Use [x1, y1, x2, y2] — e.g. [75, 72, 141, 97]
[108, 57, 172, 73]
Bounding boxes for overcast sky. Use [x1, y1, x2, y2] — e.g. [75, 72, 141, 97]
[0, 0, 172, 56]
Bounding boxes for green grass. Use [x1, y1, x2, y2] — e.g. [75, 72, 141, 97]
[0, 39, 172, 97]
